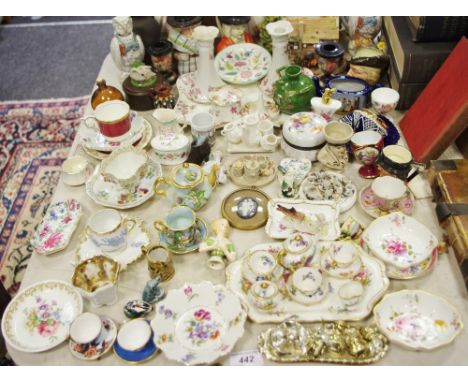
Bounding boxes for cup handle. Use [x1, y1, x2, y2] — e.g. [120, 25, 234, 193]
[276, 249, 288, 269]
[153, 220, 168, 234]
[153, 177, 168, 197]
[82, 116, 99, 131]
[124, 217, 137, 233]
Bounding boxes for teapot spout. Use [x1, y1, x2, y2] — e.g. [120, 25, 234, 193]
[207, 163, 219, 188]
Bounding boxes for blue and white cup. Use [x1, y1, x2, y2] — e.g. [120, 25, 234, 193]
[88, 209, 136, 252]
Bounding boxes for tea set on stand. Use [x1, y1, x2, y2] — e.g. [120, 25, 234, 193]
[3, 16, 464, 367]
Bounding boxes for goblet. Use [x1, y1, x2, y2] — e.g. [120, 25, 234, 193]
[350, 130, 384, 178]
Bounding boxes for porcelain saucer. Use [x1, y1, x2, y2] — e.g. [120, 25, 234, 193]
[86, 158, 162, 210]
[82, 118, 152, 161]
[69, 315, 117, 361]
[359, 184, 414, 218]
[75, 218, 149, 269]
[159, 218, 208, 254]
[81, 114, 144, 152]
[113, 332, 158, 364]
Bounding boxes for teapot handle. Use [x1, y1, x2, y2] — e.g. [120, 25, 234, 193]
[153, 177, 169, 197]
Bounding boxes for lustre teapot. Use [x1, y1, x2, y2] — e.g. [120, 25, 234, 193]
[154, 162, 218, 210]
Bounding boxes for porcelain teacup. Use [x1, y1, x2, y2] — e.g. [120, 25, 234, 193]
[62, 155, 92, 186]
[69, 312, 103, 346]
[380, 145, 425, 180]
[328, 241, 359, 268]
[190, 112, 215, 140]
[260, 134, 280, 151]
[241, 250, 283, 287]
[153, 206, 197, 249]
[323, 121, 354, 145]
[287, 267, 327, 305]
[350, 130, 384, 179]
[371, 87, 400, 114]
[153, 108, 186, 134]
[88, 209, 136, 252]
[83, 100, 132, 142]
[371, 176, 408, 211]
[248, 280, 281, 311]
[117, 319, 152, 352]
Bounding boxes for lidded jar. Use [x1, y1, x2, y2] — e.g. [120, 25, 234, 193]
[91, 79, 125, 110]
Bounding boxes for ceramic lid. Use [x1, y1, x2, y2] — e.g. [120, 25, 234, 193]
[251, 281, 278, 299]
[282, 112, 326, 148]
[151, 132, 189, 152]
[247, 250, 277, 276]
[171, 162, 204, 188]
[291, 267, 322, 294]
[283, 233, 315, 254]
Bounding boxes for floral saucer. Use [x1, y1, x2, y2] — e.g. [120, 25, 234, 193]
[151, 281, 247, 365]
[80, 114, 144, 152]
[85, 159, 162, 209]
[159, 218, 207, 254]
[215, 43, 271, 85]
[75, 218, 149, 269]
[1, 280, 83, 353]
[359, 184, 414, 218]
[373, 290, 463, 351]
[31, 199, 82, 256]
[69, 315, 116, 361]
[82, 118, 152, 161]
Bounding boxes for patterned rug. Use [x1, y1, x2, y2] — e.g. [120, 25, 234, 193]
[0, 97, 88, 296]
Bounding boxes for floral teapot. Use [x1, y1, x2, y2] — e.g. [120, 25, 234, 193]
[154, 162, 218, 210]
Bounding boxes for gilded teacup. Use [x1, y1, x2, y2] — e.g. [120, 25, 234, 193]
[153, 206, 197, 248]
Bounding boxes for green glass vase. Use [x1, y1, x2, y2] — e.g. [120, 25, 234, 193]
[273, 65, 317, 114]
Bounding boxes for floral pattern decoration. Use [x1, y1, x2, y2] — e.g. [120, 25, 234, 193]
[184, 308, 221, 347]
[24, 295, 65, 340]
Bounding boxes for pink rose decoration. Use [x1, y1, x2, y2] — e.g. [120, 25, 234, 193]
[240, 71, 252, 79]
[43, 232, 63, 249]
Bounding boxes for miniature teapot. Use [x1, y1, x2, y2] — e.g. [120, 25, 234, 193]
[277, 233, 316, 271]
[154, 162, 218, 211]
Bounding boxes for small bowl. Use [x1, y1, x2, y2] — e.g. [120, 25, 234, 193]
[371, 87, 400, 114]
[117, 319, 152, 352]
[69, 312, 103, 345]
[323, 122, 354, 145]
[248, 280, 281, 311]
[62, 155, 91, 186]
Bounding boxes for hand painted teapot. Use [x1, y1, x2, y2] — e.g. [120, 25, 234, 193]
[154, 162, 218, 210]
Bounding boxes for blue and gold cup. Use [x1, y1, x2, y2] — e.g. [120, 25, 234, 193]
[153, 206, 196, 249]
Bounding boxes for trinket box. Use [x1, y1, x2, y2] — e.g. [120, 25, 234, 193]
[122, 76, 155, 111]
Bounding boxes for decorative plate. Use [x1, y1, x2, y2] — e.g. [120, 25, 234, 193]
[82, 118, 152, 161]
[69, 315, 117, 361]
[75, 217, 149, 269]
[299, 171, 357, 212]
[226, 156, 277, 187]
[85, 159, 162, 210]
[359, 184, 414, 218]
[151, 281, 247, 365]
[159, 218, 208, 255]
[80, 114, 144, 152]
[266, 199, 340, 240]
[362, 212, 438, 269]
[215, 43, 271, 85]
[221, 188, 270, 230]
[31, 199, 83, 256]
[373, 290, 463, 351]
[1, 280, 83, 353]
[226, 242, 389, 323]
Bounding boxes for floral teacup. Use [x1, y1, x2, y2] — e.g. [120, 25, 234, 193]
[153, 206, 197, 248]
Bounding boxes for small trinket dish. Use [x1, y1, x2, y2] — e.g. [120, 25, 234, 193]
[31, 199, 82, 256]
[317, 144, 349, 171]
[124, 300, 153, 319]
[221, 188, 270, 230]
[373, 290, 463, 351]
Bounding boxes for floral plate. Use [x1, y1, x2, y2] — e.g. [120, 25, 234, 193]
[362, 212, 438, 269]
[299, 171, 357, 213]
[69, 315, 117, 361]
[359, 184, 414, 218]
[85, 159, 162, 209]
[1, 280, 83, 353]
[226, 242, 389, 323]
[31, 199, 82, 256]
[373, 290, 463, 351]
[80, 114, 144, 152]
[215, 43, 271, 85]
[151, 281, 247, 365]
[82, 118, 152, 161]
[266, 199, 340, 240]
[75, 218, 149, 269]
[159, 218, 208, 254]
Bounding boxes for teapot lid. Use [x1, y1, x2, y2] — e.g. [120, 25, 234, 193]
[171, 162, 204, 188]
[282, 112, 326, 148]
[283, 233, 316, 254]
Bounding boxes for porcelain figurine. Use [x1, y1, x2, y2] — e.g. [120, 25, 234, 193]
[261, 19, 294, 96]
[310, 88, 343, 121]
[129, 62, 157, 88]
[202, 150, 227, 184]
[199, 218, 237, 270]
[110, 16, 145, 73]
[123, 300, 153, 319]
[191, 26, 224, 102]
[142, 276, 166, 304]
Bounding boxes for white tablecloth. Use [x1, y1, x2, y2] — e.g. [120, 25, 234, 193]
[7, 55, 468, 365]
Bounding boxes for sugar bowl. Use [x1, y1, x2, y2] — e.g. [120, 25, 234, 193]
[277, 233, 316, 271]
[248, 280, 281, 311]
